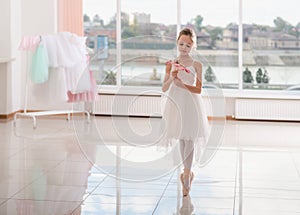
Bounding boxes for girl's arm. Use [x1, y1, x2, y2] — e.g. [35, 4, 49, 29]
[174, 62, 202, 94]
[162, 63, 174, 92]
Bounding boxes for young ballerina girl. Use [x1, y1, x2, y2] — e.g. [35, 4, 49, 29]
[162, 28, 209, 196]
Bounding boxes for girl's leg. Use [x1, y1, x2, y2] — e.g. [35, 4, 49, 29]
[179, 139, 195, 171]
[183, 139, 194, 171]
[179, 139, 195, 195]
[179, 139, 185, 165]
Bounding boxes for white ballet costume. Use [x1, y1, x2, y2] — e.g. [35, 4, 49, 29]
[162, 61, 210, 165]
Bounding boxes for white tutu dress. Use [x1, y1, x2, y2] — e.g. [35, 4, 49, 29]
[161, 61, 210, 162]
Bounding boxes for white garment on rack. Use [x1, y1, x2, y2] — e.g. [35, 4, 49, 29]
[65, 64, 91, 93]
[43, 32, 92, 95]
[56, 32, 83, 68]
[31, 67, 68, 104]
[43, 35, 58, 67]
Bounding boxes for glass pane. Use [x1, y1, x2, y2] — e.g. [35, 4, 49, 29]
[83, 0, 117, 85]
[121, 0, 177, 86]
[243, 0, 300, 91]
[182, 0, 239, 89]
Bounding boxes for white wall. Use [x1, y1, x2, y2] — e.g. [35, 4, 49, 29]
[0, 0, 10, 114]
[21, 0, 57, 35]
[0, 0, 11, 58]
[10, 0, 22, 114]
[0, 0, 22, 114]
[0, 63, 8, 114]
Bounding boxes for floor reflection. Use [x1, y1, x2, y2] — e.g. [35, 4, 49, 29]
[179, 196, 194, 215]
[0, 117, 299, 214]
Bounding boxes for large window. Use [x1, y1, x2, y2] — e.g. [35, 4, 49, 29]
[243, 0, 300, 91]
[83, 0, 117, 85]
[120, 0, 176, 86]
[182, 0, 239, 89]
[83, 0, 300, 91]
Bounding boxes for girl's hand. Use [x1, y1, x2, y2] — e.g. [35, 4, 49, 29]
[171, 70, 178, 78]
[174, 78, 185, 88]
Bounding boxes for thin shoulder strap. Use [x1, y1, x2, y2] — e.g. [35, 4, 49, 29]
[191, 58, 195, 67]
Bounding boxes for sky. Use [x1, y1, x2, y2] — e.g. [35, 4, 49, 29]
[83, 0, 300, 27]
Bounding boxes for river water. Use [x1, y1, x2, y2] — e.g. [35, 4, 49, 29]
[119, 65, 300, 85]
[90, 63, 300, 85]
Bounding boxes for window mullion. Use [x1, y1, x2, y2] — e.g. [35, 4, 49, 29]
[116, 0, 121, 87]
[238, 0, 243, 91]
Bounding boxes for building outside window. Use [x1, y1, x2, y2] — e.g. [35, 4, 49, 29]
[83, 0, 117, 86]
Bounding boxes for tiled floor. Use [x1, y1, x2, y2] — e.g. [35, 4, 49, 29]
[0, 116, 300, 215]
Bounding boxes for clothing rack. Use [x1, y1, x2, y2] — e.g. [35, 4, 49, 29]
[14, 34, 91, 129]
[14, 110, 90, 129]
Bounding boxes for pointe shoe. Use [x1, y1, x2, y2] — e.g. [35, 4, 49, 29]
[180, 173, 188, 196]
[180, 171, 194, 196]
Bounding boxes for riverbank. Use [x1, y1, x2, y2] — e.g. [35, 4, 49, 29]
[91, 49, 300, 67]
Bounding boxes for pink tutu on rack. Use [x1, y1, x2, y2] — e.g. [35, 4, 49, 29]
[18, 36, 40, 51]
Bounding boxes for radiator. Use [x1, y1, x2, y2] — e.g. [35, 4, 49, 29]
[93, 94, 162, 117]
[235, 98, 300, 121]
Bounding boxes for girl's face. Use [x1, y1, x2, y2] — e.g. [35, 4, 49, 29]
[177, 35, 193, 56]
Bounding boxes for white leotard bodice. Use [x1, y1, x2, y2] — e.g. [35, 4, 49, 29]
[176, 65, 196, 86]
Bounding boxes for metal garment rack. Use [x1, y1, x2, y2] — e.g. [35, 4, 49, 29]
[14, 110, 90, 129]
[14, 44, 90, 129]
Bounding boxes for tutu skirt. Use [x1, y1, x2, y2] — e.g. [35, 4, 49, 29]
[160, 83, 210, 162]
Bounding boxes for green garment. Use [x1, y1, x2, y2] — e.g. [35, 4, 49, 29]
[31, 44, 49, 83]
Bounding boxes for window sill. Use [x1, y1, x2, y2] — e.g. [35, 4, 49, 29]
[97, 85, 300, 100]
[97, 85, 162, 96]
[222, 89, 300, 100]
